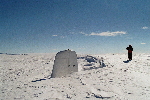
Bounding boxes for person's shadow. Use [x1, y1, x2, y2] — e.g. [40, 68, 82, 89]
[123, 60, 131, 63]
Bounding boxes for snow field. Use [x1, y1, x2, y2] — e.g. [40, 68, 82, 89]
[1, 53, 150, 100]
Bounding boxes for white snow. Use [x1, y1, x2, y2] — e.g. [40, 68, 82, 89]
[1, 53, 150, 100]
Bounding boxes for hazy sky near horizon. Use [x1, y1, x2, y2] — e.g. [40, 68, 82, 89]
[0, 0, 150, 54]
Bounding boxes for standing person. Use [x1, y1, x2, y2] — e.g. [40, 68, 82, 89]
[126, 45, 133, 60]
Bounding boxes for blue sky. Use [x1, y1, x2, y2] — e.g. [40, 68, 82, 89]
[0, 0, 150, 54]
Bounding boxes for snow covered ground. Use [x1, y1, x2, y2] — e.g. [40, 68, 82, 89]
[1, 53, 150, 100]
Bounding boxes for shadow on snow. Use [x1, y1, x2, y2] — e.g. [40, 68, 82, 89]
[31, 79, 46, 82]
[123, 60, 131, 63]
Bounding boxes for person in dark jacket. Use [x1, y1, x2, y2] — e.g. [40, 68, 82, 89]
[126, 45, 133, 60]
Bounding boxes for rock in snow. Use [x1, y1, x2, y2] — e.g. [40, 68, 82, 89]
[1, 53, 150, 100]
[51, 50, 78, 78]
